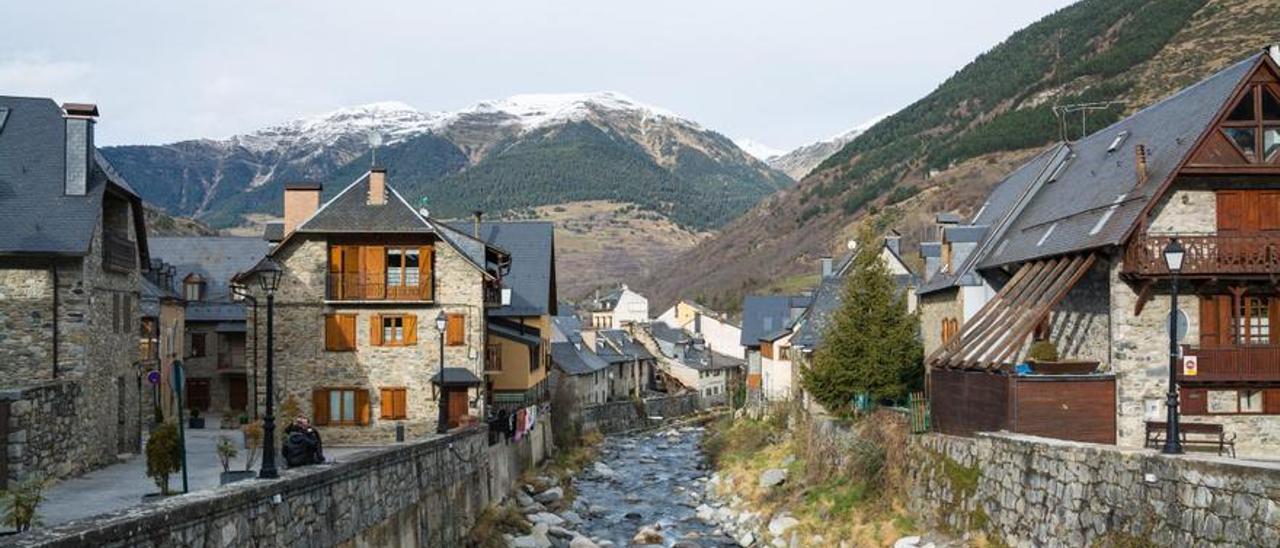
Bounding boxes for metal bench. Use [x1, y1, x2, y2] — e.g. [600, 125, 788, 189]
[1145, 421, 1236, 457]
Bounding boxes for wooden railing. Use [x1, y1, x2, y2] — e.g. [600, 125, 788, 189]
[326, 273, 432, 301]
[1180, 345, 1280, 383]
[102, 232, 136, 272]
[484, 283, 503, 308]
[1124, 233, 1280, 276]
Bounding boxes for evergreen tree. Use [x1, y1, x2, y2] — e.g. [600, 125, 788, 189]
[801, 229, 923, 411]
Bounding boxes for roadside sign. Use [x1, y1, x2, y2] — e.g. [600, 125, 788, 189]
[146, 370, 160, 385]
[1182, 355, 1198, 377]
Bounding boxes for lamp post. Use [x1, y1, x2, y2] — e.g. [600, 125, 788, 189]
[1162, 238, 1185, 455]
[435, 311, 448, 434]
[255, 258, 283, 478]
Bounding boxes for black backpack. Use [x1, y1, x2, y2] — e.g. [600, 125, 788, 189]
[283, 431, 316, 467]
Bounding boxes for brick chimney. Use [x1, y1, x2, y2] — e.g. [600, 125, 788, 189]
[61, 103, 98, 196]
[368, 167, 387, 205]
[1135, 145, 1148, 187]
[283, 183, 322, 235]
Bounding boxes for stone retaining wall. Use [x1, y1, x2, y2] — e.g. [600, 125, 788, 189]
[10, 427, 495, 547]
[580, 393, 703, 434]
[0, 381, 94, 486]
[908, 432, 1280, 547]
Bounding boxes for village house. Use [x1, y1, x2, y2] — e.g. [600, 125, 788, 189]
[583, 328, 657, 399]
[0, 97, 150, 482]
[651, 323, 744, 405]
[922, 49, 1280, 456]
[549, 315, 613, 406]
[587, 284, 648, 329]
[739, 295, 811, 402]
[235, 168, 509, 443]
[139, 260, 185, 422]
[655, 299, 745, 359]
[150, 237, 269, 422]
[447, 220, 557, 413]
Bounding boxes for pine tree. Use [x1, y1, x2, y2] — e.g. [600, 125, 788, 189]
[800, 230, 923, 412]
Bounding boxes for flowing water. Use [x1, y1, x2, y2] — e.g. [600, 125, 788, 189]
[570, 425, 737, 547]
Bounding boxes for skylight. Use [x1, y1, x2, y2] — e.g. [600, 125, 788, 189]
[0, 108, 8, 135]
[1089, 194, 1127, 235]
[1047, 153, 1073, 183]
[1107, 131, 1129, 153]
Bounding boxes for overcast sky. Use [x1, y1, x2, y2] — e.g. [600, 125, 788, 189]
[2, 1, 1076, 150]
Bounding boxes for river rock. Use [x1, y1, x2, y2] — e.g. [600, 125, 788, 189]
[633, 525, 664, 544]
[696, 504, 716, 522]
[520, 502, 547, 514]
[893, 536, 921, 548]
[515, 491, 535, 507]
[593, 462, 616, 477]
[527, 512, 565, 526]
[767, 514, 799, 537]
[534, 487, 564, 504]
[511, 523, 552, 548]
[758, 469, 787, 489]
[737, 531, 755, 547]
[569, 536, 600, 548]
[559, 510, 584, 525]
[547, 525, 577, 539]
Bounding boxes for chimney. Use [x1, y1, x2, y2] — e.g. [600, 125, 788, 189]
[694, 312, 702, 334]
[473, 210, 483, 238]
[1135, 145, 1148, 187]
[581, 330, 598, 351]
[885, 233, 902, 257]
[1268, 44, 1280, 64]
[368, 167, 387, 205]
[283, 183, 322, 235]
[820, 256, 834, 278]
[62, 103, 98, 196]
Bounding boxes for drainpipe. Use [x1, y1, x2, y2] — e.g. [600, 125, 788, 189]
[50, 261, 59, 379]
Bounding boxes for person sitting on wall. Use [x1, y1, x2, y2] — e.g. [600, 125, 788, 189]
[283, 416, 326, 467]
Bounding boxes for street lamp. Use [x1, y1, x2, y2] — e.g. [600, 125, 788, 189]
[1162, 238, 1185, 455]
[435, 311, 448, 434]
[255, 257, 284, 478]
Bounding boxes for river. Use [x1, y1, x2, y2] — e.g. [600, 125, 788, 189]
[569, 425, 737, 547]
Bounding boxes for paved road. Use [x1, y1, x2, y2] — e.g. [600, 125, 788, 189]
[39, 420, 376, 526]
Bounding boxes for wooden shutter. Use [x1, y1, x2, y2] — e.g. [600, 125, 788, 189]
[1200, 296, 1234, 348]
[355, 389, 371, 425]
[1181, 388, 1208, 415]
[370, 314, 383, 346]
[329, 246, 343, 298]
[1265, 389, 1280, 415]
[379, 388, 394, 419]
[342, 245, 361, 298]
[313, 389, 330, 426]
[394, 389, 407, 419]
[1217, 191, 1244, 232]
[447, 313, 465, 346]
[420, 246, 434, 300]
[404, 314, 418, 345]
[324, 314, 356, 351]
[1259, 191, 1280, 231]
[363, 246, 386, 299]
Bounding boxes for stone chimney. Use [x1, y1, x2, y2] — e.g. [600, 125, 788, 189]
[368, 167, 387, 205]
[61, 103, 98, 196]
[473, 210, 483, 238]
[283, 183, 322, 235]
[820, 256, 834, 278]
[1135, 145, 1148, 187]
[693, 312, 702, 334]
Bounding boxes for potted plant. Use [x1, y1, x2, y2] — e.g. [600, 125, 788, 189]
[187, 408, 205, 429]
[144, 422, 182, 499]
[0, 476, 47, 534]
[1025, 340, 1099, 375]
[238, 414, 250, 425]
[242, 420, 263, 472]
[217, 436, 255, 484]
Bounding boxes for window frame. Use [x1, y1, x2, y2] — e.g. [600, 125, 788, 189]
[324, 314, 357, 352]
[1182, 387, 1280, 416]
[190, 332, 207, 357]
[379, 387, 408, 420]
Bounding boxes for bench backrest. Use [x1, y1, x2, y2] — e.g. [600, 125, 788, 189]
[1146, 421, 1223, 434]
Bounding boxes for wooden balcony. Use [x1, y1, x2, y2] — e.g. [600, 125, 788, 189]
[1124, 233, 1280, 277]
[326, 273, 433, 301]
[1180, 345, 1280, 384]
[102, 232, 136, 273]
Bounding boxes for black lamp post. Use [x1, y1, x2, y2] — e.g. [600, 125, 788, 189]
[256, 258, 284, 478]
[1162, 238, 1185, 455]
[435, 311, 448, 434]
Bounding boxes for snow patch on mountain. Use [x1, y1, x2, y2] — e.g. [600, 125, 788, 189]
[733, 137, 786, 161]
[457, 91, 686, 131]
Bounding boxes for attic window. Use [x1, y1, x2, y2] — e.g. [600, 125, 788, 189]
[0, 108, 8, 135]
[1221, 84, 1280, 163]
[1228, 89, 1256, 121]
[1107, 131, 1129, 153]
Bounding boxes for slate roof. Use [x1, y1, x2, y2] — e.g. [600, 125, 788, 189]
[551, 314, 582, 343]
[262, 222, 284, 242]
[431, 367, 483, 386]
[919, 242, 942, 258]
[448, 221, 555, 318]
[599, 329, 654, 361]
[740, 295, 806, 346]
[186, 302, 247, 323]
[139, 277, 179, 318]
[550, 341, 611, 376]
[150, 237, 269, 302]
[651, 322, 691, 345]
[935, 212, 964, 224]
[0, 96, 147, 260]
[979, 53, 1264, 268]
[791, 246, 919, 349]
[678, 344, 745, 372]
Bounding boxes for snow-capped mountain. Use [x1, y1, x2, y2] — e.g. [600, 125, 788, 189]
[732, 138, 786, 163]
[102, 92, 791, 230]
[766, 113, 892, 180]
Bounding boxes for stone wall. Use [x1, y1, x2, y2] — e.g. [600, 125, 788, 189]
[908, 432, 1280, 547]
[579, 393, 703, 434]
[12, 427, 497, 548]
[0, 381, 98, 485]
[918, 288, 962, 359]
[1045, 257, 1111, 363]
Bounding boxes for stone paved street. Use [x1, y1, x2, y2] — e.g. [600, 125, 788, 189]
[39, 417, 379, 526]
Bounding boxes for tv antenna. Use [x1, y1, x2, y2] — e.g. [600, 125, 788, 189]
[1052, 101, 1123, 141]
[367, 131, 383, 166]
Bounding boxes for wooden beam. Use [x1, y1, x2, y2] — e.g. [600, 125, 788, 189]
[934, 260, 1049, 368]
[957, 259, 1066, 368]
[1134, 279, 1154, 316]
[925, 260, 1040, 367]
[974, 256, 1080, 369]
[989, 254, 1098, 370]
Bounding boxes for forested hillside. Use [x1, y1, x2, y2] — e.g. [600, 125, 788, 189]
[645, 0, 1280, 310]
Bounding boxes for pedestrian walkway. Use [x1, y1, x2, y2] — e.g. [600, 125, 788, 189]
[39, 419, 376, 526]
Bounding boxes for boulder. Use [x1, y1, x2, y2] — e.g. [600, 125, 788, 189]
[593, 462, 616, 477]
[526, 512, 565, 527]
[515, 491, 535, 507]
[511, 523, 552, 548]
[893, 536, 921, 548]
[534, 487, 564, 504]
[758, 468, 787, 489]
[767, 514, 799, 537]
[632, 525, 664, 545]
[737, 532, 755, 547]
[569, 536, 601, 548]
[547, 525, 577, 539]
[696, 504, 716, 523]
[559, 510, 584, 525]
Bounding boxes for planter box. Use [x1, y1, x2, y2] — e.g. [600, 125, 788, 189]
[188, 417, 206, 429]
[220, 470, 257, 485]
[1027, 360, 1099, 375]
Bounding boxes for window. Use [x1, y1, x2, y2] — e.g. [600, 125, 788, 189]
[1234, 297, 1271, 345]
[446, 313, 465, 346]
[941, 318, 960, 344]
[379, 387, 408, 420]
[184, 281, 203, 301]
[779, 346, 791, 361]
[1219, 84, 1280, 162]
[1240, 390, 1264, 414]
[190, 333, 207, 357]
[313, 388, 369, 426]
[485, 343, 502, 371]
[370, 314, 416, 346]
[1184, 388, 1280, 415]
[385, 247, 421, 287]
[324, 314, 357, 351]
[139, 318, 159, 361]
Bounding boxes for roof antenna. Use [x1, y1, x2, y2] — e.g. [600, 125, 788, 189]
[367, 131, 383, 166]
[1052, 101, 1124, 141]
[417, 196, 430, 218]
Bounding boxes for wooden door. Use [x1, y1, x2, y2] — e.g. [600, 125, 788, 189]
[186, 378, 211, 410]
[1200, 295, 1234, 348]
[228, 376, 248, 411]
[446, 389, 469, 428]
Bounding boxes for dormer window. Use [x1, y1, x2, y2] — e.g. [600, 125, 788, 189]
[183, 273, 205, 301]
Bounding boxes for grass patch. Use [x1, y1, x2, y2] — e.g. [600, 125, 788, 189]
[466, 504, 530, 548]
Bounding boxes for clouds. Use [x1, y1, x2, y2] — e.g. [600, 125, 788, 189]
[1, 1, 1075, 148]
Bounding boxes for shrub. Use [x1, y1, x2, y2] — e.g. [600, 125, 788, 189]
[281, 394, 302, 423]
[0, 476, 47, 531]
[216, 436, 238, 473]
[1028, 340, 1059, 362]
[146, 422, 182, 495]
[242, 421, 264, 471]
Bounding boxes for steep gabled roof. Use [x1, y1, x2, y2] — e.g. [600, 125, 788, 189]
[551, 341, 611, 376]
[150, 237, 269, 302]
[980, 53, 1266, 268]
[740, 295, 801, 346]
[449, 221, 556, 318]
